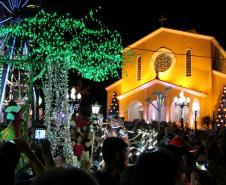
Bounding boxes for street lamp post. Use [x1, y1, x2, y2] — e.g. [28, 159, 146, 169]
[192, 100, 200, 132]
[91, 102, 101, 161]
[174, 91, 190, 129]
[91, 103, 101, 115]
[194, 111, 197, 131]
[91, 103, 102, 124]
[68, 87, 81, 116]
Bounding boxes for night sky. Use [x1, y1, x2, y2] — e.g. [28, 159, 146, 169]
[44, 0, 226, 48]
[42, 0, 226, 116]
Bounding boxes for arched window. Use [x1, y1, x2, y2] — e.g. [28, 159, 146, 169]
[137, 55, 142, 81]
[186, 49, 192, 76]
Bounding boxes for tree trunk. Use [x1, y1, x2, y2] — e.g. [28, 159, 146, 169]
[44, 62, 77, 166]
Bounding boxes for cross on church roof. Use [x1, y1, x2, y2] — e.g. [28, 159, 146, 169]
[158, 15, 167, 27]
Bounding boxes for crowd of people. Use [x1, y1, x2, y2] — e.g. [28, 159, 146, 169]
[0, 117, 226, 185]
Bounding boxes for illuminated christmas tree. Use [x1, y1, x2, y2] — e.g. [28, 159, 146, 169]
[108, 91, 119, 119]
[215, 86, 226, 128]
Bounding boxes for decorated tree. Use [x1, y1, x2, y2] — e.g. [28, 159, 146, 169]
[215, 85, 226, 129]
[0, 8, 123, 165]
[108, 91, 119, 119]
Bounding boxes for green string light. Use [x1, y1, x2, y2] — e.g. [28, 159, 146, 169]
[0, 9, 123, 81]
[0, 8, 123, 165]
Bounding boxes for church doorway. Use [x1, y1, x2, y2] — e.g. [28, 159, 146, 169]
[148, 100, 165, 122]
[128, 100, 144, 121]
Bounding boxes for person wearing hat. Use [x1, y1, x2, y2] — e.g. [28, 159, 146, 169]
[165, 136, 196, 185]
[0, 101, 23, 140]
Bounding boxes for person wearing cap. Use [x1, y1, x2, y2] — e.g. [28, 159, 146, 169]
[165, 136, 195, 185]
[0, 101, 23, 140]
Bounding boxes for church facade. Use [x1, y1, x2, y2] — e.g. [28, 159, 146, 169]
[106, 28, 226, 129]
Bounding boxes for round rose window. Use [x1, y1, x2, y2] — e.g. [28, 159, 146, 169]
[154, 53, 172, 72]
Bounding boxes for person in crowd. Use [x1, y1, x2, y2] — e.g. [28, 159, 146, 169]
[191, 168, 216, 185]
[132, 149, 177, 185]
[0, 141, 21, 169]
[165, 136, 190, 185]
[31, 167, 98, 185]
[14, 139, 45, 175]
[0, 101, 23, 140]
[83, 128, 93, 157]
[120, 162, 135, 185]
[54, 155, 66, 168]
[80, 151, 92, 172]
[0, 140, 37, 185]
[0, 150, 18, 185]
[39, 139, 55, 169]
[0, 138, 58, 185]
[73, 135, 84, 160]
[94, 137, 129, 185]
[203, 160, 226, 185]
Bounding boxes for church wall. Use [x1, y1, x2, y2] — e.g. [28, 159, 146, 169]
[106, 28, 226, 128]
[119, 89, 147, 120]
[118, 82, 207, 128]
[121, 51, 155, 94]
[122, 30, 213, 94]
[211, 43, 226, 73]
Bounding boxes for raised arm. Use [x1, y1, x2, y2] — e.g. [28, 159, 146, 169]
[14, 139, 45, 176]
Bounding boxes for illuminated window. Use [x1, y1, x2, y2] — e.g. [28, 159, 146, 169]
[154, 53, 172, 72]
[137, 55, 142, 81]
[150, 48, 176, 78]
[186, 49, 192, 76]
